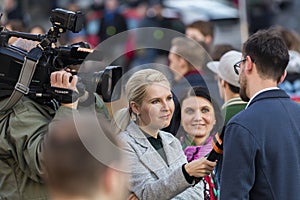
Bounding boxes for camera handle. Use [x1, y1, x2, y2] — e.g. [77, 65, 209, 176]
[0, 47, 43, 112]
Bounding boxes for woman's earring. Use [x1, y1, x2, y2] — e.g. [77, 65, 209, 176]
[132, 113, 137, 121]
[132, 112, 141, 122]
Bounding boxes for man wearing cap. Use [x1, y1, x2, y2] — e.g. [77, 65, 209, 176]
[206, 50, 247, 186]
[207, 50, 247, 124]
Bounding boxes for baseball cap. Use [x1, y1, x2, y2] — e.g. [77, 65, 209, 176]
[207, 50, 242, 87]
[286, 50, 300, 74]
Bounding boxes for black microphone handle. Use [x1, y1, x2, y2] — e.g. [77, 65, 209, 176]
[206, 150, 221, 161]
[206, 126, 226, 161]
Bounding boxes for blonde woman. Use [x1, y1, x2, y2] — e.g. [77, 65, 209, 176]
[114, 69, 217, 200]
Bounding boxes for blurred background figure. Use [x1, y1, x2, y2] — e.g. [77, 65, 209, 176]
[246, 0, 275, 34]
[210, 43, 236, 61]
[28, 24, 46, 34]
[122, 0, 148, 30]
[97, 0, 128, 42]
[82, 0, 105, 47]
[43, 114, 128, 200]
[68, 29, 88, 44]
[164, 36, 209, 135]
[2, 0, 28, 24]
[270, 26, 300, 103]
[280, 50, 300, 103]
[185, 20, 214, 54]
[4, 19, 25, 44]
[184, 20, 224, 107]
[94, 0, 129, 67]
[129, 0, 185, 69]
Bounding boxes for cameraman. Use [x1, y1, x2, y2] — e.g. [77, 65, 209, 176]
[0, 40, 100, 199]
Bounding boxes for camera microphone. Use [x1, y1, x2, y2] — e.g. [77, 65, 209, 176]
[206, 126, 225, 161]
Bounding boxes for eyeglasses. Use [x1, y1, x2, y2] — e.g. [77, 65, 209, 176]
[233, 58, 246, 75]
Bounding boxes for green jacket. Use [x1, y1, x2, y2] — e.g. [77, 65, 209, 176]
[0, 97, 78, 200]
[221, 97, 247, 125]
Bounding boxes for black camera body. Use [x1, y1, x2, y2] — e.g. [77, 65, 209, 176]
[50, 8, 84, 33]
[0, 8, 122, 105]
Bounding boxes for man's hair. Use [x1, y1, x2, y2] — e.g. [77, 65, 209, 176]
[43, 114, 122, 198]
[171, 36, 210, 69]
[243, 29, 289, 82]
[269, 26, 300, 52]
[186, 20, 214, 39]
[228, 83, 240, 94]
[211, 44, 235, 61]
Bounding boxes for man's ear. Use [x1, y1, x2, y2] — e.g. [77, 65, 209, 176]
[130, 101, 139, 115]
[179, 56, 187, 67]
[220, 79, 226, 88]
[180, 57, 191, 74]
[278, 70, 287, 84]
[205, 35, 213, 45]
[245, 55, 254, 74]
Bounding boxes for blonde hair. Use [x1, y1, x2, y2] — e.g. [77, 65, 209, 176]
[114, 69, 170, 132]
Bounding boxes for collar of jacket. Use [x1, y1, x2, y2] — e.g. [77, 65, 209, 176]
[126, 121, 175, 148]
[126, 121, 181, 168]
[248, 89, 290, 108]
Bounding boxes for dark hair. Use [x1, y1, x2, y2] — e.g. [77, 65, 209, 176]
[210, 43, 235, 61]
[269, 26, 300, 52]
[43, 114, 122, 198]
[228, 83, 240, 94]
[5, 19, 25, 32]
[178, 86, 224, 137]
[186, 20, 214, 39]
[243, 29, 289, 82]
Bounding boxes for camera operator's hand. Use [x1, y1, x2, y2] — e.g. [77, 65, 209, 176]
[184, 157, 217, 178]
[50, 70, 79, 109]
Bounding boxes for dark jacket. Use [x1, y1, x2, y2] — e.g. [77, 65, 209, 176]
[220, 89, 300, 200]
[98, 10, 127, 41]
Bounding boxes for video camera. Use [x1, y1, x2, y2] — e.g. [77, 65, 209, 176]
[0, 8, 122, 108]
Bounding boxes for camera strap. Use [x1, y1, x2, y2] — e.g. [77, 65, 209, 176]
[0, 47, 43, 112]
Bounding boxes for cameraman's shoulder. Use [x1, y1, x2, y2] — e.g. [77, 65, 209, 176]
[12, 97, 55, 115]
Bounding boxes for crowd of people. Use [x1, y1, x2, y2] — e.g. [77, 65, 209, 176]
[0, 0, 300, 200]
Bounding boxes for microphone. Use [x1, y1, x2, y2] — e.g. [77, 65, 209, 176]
[206, 126, 225, 161]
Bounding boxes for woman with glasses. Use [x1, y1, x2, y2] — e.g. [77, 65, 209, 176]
[220, 29, 300, 200]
